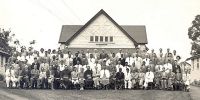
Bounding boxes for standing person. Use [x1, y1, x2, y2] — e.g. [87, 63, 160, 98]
[116, 49, 123, 60]
[115, 68, 124, 90]
[182, 68, 191, 92]
[88, 54, 95, 71]
[99, 66, 110, 89]
[149, 49, 155, 60]
[5, 66, 12, 88]
[31, 57, 40, 70]
[84, 66, 94, 89]
[157, 48, 164, 64]
[143, 67, 154, 90]
[116, 60, 123, 72]
[133, 54, 143, 70]
[172, 50, 177, 60]
[81, 54, 88, 70]
[125, 53, 134, 66]
[143, 54, 150, 67]
[93, 49, 99, 60]
[73, 53, 82, 66]
[100, 49, 107, 60]
[86, 49, 91, 59]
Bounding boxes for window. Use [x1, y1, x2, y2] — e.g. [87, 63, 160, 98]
[1, 56, 3, 67]
[110, 36, 113, 42]
[100, 36, 103, 42]
[197, 63, 199, 70]
[90, 36, 94, 42]
[105, 36, 108, 42]
[95, 36, 98, 42]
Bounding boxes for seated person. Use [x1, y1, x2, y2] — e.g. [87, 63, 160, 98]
[154, 68, 161, 89]
[138, 69, 145, 89]
[109, 71, 116, 90]
[175, 69, 182, 90]
[99, 66, 110, 89]
[5, 66, 12, 88]
[30, 65, 39, 89]
[124, 68, 132, 89]
[60, 66, 72, 89]
[131, 69, 139, 89]
[71, 67, 79, 89]
[144, 67, 154, 90]
[115, 68, 124, 89]
[182, 68, 191, 92]
[78, 68, 85, 90]
[84, 66, 94, 89]
[161, 67, 167, 90]
[167, 69, 175, 90]
[38, 67, 47, 89]
[19, 67, 30, 89]
[52, 66, 61, 90]
[92, 60, 101, 89]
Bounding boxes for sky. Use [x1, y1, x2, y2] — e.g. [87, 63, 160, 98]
[0, 0, 200, 60]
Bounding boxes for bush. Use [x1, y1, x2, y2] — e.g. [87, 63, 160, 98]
[0, 74, 4, 81]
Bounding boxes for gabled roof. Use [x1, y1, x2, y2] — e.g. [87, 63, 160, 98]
[58, 9, 148, 45]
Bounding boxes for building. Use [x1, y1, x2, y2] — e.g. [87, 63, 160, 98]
[186, 55, 200, 82]
[0, 38, 10, 75]
[58, 9, 148, 53]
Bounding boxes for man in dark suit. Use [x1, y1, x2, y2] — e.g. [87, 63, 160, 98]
[84, 66, 94, 89]
[115, 68, 124, 89]
[73, 53, 82, 66]
[31, 57, 40, 70]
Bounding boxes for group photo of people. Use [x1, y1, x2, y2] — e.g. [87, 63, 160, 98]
[4, 46, 191, 92]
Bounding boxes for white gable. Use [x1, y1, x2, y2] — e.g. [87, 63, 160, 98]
[68, 14, 135, 48]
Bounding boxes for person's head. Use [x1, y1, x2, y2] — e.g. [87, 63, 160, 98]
[75, 53, 78, 57]
[40, 48, 44, 53]
[82, 54, 86, 58]
[168, 53, 172, 58]
[119, 49, 122, 53]
[167, 48, 170, 53]
[86, 66, 90, 70]
[94, 49, 98, 53]
[77, 60, 80, 65]
[142, 61, 146, 66]
[167, 59, 171, 63]
[102, 49, 105, 53]
[159, 48, 162, 52]
[48, 49, 51, 54]
[90, 53, 93, 58]
[151, 49, 154, 53]
[73, 67, 77, 72]
[52, 55, 56, 60]
[126, 68, 130, 73]
[119, 68, 122, 72]
[147, 67, 151, 72]
[60, 60, 64, 65]
[176, 56, 181, 60]
[125, 62, 128, 66]
[145, 54, 149, 58]
[80, 68, 84, 72]
[162, 67, 165, 72]
[86, 49, 90, 53]
[34, 57, 37, 62]
[112, 53, 115, 58]
[173, 50, 176, 55]
[176, 69, 180, 73]
[136, 53, 139, 58]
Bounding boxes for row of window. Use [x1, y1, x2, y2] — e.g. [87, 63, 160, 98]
[90, 36, 113, 42]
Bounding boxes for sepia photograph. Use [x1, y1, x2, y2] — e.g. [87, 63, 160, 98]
[0, 0, 200, 100]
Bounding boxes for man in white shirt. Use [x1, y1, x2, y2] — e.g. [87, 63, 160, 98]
[38, 67, 47, 89]
[133, 54, 143, 70]
[88, 54, 95, 70]
[144, 67, 154, 89]
[142, 54, 150, 66]
[116, 49, 123, 60]
[92, 60, 101, 89]
[116, 60, 123, 72]
[100, 66, 110, 89]
[74, 61, 85, 73]
[124, 68, 132, 89]
[125, 53, 134, 66]
[164, 60, 172, 74]
[5, 66, 12, 88]
[86, 49, 91, 59]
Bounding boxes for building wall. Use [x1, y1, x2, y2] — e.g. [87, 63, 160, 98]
[68, 14, 135, 48]
[190, 58, 200, 82]
[0, 55, 6, 75]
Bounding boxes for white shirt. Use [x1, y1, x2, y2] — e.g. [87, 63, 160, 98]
[116, 52, 123, 59]
[26, 55, 34, 64]
[125, 57, 134, 66]
[59, 64, 65, 71]
[124, 71, 131, 81]
[164, 63, 172, 73]
[145, 71, 154, 82]
[100, 69, 110, 79]
[122, 66, 130, 74]
[134, 57, 142, 69]
[116, 64, 123, 72]
[143, 58, 150, 66]
[17, 56, 25, 62]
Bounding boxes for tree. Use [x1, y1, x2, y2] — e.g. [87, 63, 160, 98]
[188, 15, 200, 55]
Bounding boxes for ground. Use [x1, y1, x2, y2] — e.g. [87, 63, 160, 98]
[0, 82, 199, 100]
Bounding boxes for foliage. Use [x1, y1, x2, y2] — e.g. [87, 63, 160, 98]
[188, 15, 200, 55]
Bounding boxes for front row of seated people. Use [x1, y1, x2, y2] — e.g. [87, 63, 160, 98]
[5, 61, 190, 91]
